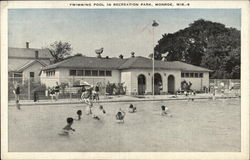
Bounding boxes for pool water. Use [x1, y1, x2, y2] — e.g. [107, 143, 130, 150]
[8, 98, 240, 152]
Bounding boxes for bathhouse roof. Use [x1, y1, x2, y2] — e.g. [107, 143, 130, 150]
[42, 56, 212, 72]
[42, 56, 127, 70]
[119, 56, 212, 72]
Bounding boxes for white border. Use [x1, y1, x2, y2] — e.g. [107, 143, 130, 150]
[1, 1, 249, 160]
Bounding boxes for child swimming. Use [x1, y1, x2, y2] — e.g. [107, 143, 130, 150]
[116, 108, 126, 123]
[99, 105, 106, 114]
[76, 110, 82, 120]
[128, 104, 136, 113]
[92, 114, 100, 120]
[58, 117, 75, 136]
[161, 105, 172, 117]
[91, 105, 106, 121]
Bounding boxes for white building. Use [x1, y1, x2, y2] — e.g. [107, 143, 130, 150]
[40, 55, 212, 95]
[8, 42, 52, 82]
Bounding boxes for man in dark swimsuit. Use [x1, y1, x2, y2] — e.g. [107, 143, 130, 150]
[54, 82, 60, 101]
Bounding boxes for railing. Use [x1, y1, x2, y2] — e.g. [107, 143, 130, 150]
[8, 77, 240, 101]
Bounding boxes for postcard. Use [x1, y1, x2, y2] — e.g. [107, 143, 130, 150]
[1, 1, 249, 159]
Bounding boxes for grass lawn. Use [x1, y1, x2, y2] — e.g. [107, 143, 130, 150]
[8, 98, 240, 152]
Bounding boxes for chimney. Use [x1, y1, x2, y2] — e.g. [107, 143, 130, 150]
[26, 42, 29, 48]
[131, 52, 135, 58]
[97, 54, 102, 58]
[119, 54, 124, 59]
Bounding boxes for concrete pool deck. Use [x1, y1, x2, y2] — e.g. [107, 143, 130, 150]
[8, 93, 240, 107]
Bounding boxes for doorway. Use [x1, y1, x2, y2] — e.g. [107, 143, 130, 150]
[138, 74, 146, 95]
[168, 75, 175, 94]
[154, 73, 162, 95]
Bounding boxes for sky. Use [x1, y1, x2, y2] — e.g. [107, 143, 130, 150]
[8, 9, 241, 58]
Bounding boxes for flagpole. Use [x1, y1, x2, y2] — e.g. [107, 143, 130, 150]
[152, 20, 158, 96]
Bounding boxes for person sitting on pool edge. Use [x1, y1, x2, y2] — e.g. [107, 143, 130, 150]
[58, 117, 75, 136]
[161, 105, 172, 117]
[128, 104, 136, 113]
[116, 108, 126, 123]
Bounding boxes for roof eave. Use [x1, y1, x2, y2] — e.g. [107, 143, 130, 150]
[42, 66, 57, 71]
[17, 60, 47, 72]
[181, 69, 212, 72]
[42, 66, 120, 71]
[119, 67, 181, 70]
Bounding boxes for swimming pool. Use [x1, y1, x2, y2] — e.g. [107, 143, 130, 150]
[8, 98, 240, 152]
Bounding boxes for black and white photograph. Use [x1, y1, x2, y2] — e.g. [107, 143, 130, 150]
[1, 1, 249, 160]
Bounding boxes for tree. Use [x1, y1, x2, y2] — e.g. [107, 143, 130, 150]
[155, 19, 240, 79]
[200, 27, 240, 79]
[47, 41, 72, 63]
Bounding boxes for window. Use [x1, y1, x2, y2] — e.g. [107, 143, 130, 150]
[35, 51, 39, 59]
[77, 70, 84, 76]
[181, 73, 184, 77]
[69, 70, 76, 76]
[106, 70, 112, 76]
[182, 72, 202, 78]
[85, 70, 91, 76]
[99, 70, 105, 76]
[69, 69, 113, 77]
[14, 73, 22, 78]
[92, 70, 98, 76]
[199, 73, 203, 78]
[30, 72, 34, 78]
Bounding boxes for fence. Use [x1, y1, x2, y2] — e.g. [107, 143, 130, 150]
[8, 77, 240, 101]
[209, 79, 240, 95]
[8, 77, 126, 101]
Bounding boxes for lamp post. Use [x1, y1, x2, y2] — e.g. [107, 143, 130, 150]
[152, 20, 159, 96]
